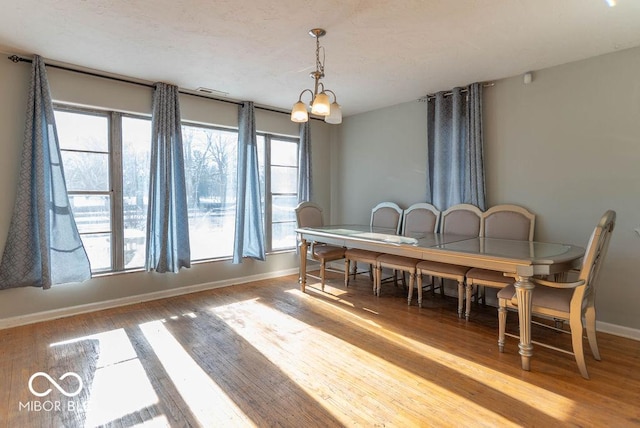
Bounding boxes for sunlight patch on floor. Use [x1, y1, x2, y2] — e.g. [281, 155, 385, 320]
[51, 328, 159, 426]
[209, 299, 524, 426]
[139, 319, 254, 427]
[84, 359, 158, 427]
[307, 292, 578, 422]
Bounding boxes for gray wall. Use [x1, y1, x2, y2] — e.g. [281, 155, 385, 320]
[0, 56, 333, 324]
[336, 46, 640, 332]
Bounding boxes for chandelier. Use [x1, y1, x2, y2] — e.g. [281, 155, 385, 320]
[290, 28, 342, 124]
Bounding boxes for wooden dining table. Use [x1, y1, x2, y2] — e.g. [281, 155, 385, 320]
[296, 225, 585, 372]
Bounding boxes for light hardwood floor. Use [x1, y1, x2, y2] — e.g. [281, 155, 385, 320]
[1, 272, 639, 427]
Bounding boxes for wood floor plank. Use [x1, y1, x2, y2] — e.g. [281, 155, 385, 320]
[1, 271, 639, 427]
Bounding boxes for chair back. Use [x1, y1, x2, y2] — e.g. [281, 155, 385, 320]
[440, 204, 483, 236]
[574, 210, 616, 308]
[402, 203, 440, 236]
[295, 202, 324, 228]
[481, 204, 535, 241]
[370, 202, 403, 234]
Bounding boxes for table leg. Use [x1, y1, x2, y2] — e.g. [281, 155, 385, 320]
[514, 275, 534, 371]
[299, 238, 308, 292]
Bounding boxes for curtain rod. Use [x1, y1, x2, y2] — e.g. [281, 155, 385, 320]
[419, 82, 494, 102]
[7, 54, 299, 118]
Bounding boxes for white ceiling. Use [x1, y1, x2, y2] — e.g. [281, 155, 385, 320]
[2, 0, 640, 117]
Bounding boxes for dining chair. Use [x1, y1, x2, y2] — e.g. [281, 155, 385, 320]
[295, 201, 345, 291]
[497, 210, 616, 379]
[344, 202, 402, 292]
[464, 204, 535, 320]
[375, 203, 440, 304]
[416, 204, 483, 312]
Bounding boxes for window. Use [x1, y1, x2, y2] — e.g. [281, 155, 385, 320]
[259, 135, 299, 251]
[55, 106, 299, 274]
[55, 108, 152, 273]
[182, 124, 238, 260]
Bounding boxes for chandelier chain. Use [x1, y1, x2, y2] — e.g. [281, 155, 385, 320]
[315, 37, 325, 79]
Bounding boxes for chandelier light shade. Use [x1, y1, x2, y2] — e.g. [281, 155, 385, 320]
[310, 92, 330, 115]
[325, 101, 342, 124]
[291, 101, 309, 122]
[291, 28, 342, 124]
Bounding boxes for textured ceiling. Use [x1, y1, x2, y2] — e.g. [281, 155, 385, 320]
[1, 0, 640, 117]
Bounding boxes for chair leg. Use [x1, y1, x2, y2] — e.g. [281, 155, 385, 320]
[369, 264, 373, 282]
[440, 277, 445, 297]
[375, 264, 382, 296]
[465, 282, 472, 321]
[457, 281, 464, 318]
[344, 259, 350, 287]
[320, 260, 326, 292]
[407, 271, 413, 305]
[585, 305, 601, 360]
[373, 263, 378, 294]
[498, 302, 507, 352]
[352, 262, 357, 280]
[417, 273, 423, 308]
[570, 313, 589, 379]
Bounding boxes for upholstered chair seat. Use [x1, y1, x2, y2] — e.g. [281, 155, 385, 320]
[498, 283, 574, 314]
[344, 248, 383, 292]
[375, 254, 419, 300]
[416, 260, 470, 310]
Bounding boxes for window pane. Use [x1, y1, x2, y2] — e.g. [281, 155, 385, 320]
[182, 125, 238, 260]
[257, 136, 266, 214]
[271, 166, 297, 193]
[80, 233, 112, 271]
[124, 228, 146, 269]
[70, 195, 111, 234]
[122, 117, 151, 269]
[272, 221, 296, 250]
[62, 151, 109, 191]
[55, 111, 108, 152]
[272, 195, 297, 222]
[271, 139, 297, 166]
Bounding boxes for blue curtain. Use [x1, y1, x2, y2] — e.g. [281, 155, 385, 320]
[145, 82, 191, 273]
[233, 101, 265, 263]
[465, 83, 486, 210]
[426, 82, 486, 211]
[0, 55, 91, 289]
[297, 121, 312, 203]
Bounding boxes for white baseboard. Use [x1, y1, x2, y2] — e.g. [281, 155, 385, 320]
[596, 321, 640, 341]
[0, 268, 299, 330]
